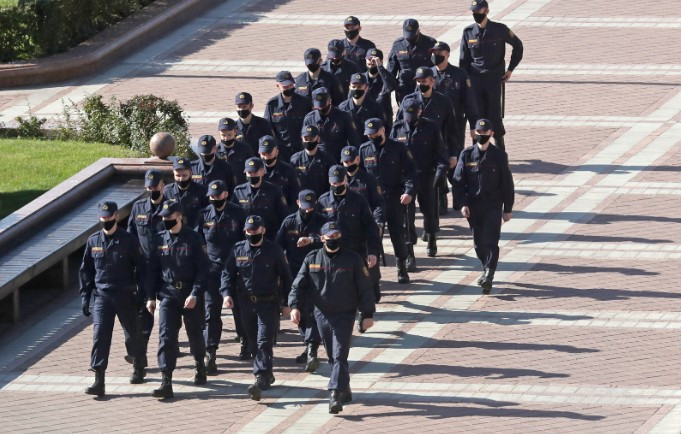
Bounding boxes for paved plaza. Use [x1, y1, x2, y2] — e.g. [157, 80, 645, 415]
[1, 0, 681, 432]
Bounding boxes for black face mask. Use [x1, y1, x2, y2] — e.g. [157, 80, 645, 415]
[345, 163, 358, 174]
[100, 219, 116, 231]
[304, 140, 318, 151]
[325, 238, 341, 251]
[221, 138, 235, 147]
[406, 35, 419, 44]
[177, 179, 191, 189]
[475, 134, 491, 145]
[368, 65, 378, 74]
[264, 157, 277, 166]
[210, 198, 226, 208]
[248, 176, 261, 186]
[331, 58, 343, 66]
[473, 12, 486, 24]
[150, 190, 162, 201]
[419, 84, 431, 93]
[331, 184, 346, 196]
[370, 135, 383, 146]
[282, 88, 295, 97]
[431, 54, 445, 66]
[246, 233, 263, 245]
[163, 219, 178, 231]
[320, 105, 333, 116]
[307, 63, 320, 73]
[299, 208, 313, 220]
[351, 89, 365, 99]
[202, 153, 215, 163]
[345, 28, 359, 39]
[406, 116, 419, 127]
[237, 109, 251, 119]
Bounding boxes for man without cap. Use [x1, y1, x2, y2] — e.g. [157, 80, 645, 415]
[452, 119, 514, 294]
[302, 87, 360, 164]
[195, 180, 246, 373]
[290, 125, 337, 197]
[264, 71, 313, 162]
[258, 135, 301, 213]
[364, 48, 398, 132]
[388, 18, 437, 104]
[338, 73, 386, 143]
[216, 117, 255, 185]
[163, 157, 208, 228]
[234, 92, 276, 155]
[80, 201, 147, 396]
[275, 190, 325, 371]
[221, 215, 293, 401]
[359, 118, 417, 283]
[341, 16, 376, 72]
[460, 0, 523, 152]
[146, 200, 210, 399]
[295, 48, 344, 106]
[289, 221, 376, 414]
[191, 134, 237, 195]
[323, 39, 361, 97]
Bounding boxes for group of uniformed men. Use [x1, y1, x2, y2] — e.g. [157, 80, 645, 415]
[78, 0, 518, 414]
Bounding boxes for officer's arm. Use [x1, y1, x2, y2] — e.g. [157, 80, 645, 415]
[192, 235, 209, 297]
[368, 176, 386, 225]
[263, 103, 273, 123]
[505, 27, 523, 72]
[275, 245, 294, 306]
[264, 118, 276, 138]
[443, 98, 461, 157]
[354, 255, 376, 319]
[361, 197, 381, 257]
[224, 164, 236, 196]
[288, 172, 301, 209]
[377, 65, 398, 93]
[220, 248, 237, 299]
[451, 152, 469, 208]
[459, 31, 472, 73]
[331, 76, 345, 107]
[146, 246, 161, 301]
[127, 207, 138, 237]
[402, 145, 418, 197]
[275, 219, 288, 251]
[501, 152, 515, 213]
[462, 71, 480, 129]
[195, 213, 205, 238]
[344, 112, 361, 147]
[274, 188, 289, 227]
[130, 238, 148, 300]
[289, 256, 310, 309]
[78, 242, 96, 302]
[434, 130, 450, 176]
[387, 43, 400, 79]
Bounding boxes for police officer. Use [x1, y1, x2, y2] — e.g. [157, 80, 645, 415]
[290, 125, 337, 197]
[323, 39, 361, 97]
[217, 117, 255, 185]
[221, 215, 293, 401]
[80, 201, 147, 396]
[338, 73, 386, 143]
[452, 119, 514, 294]
[259, 135, 300, 213]
[232, 157, 289, 241]
[196, 180, 246, 374]
[163, 157, 208, 228]
[146, 200, 209, 399]
[289, 222, 375, 414]
[460, 0, 523, 151]
[388, 18, 437, 104]
[359, 118, 417, 283]
[342, 16, 376, 72]
[191, 134, 237, 195]
[235, 92, 276, 154]
[295, 48, 344, 106]
[275, 190, 325, 371]
[303, 87, 360, 163]
[264, 71, 313, 162]
[364, 48, 398, 132]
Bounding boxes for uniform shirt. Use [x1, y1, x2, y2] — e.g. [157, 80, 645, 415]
[337, 96, 386, 142]
[322, 58, 362, 97]
[275, 210, 325, 273]
[452, 144, 515, 212]
[294, 69, 345, 107]
[128, 196, 165, 257]
[347, 167, 385, 226]
[195, 202, 246, 271]
[459, 20, 523, 77]
[231, 181, 289, 239]
[391, 118, 449, 176]
[387, 33, 438, 93]
[220, 239, 293, 305]
[317, 189, 380, 257]
[264, 92, 312, 158]
[162, 181, 208, 228]
[190, 157, 236, 195]
[289, 149, 336, 197]
[236, 115, 275, 155]
[431, 64, 479, 129]
[264, 160, 301, 213]
[302, 108, 360, 163]
[147, 227, 209, 300]
[359, 138, 417, 197]
[79, 229, 147, 300]
[342, 37, 376, 72]
[289, 247, 375, 317]
[366, 67, 398, 131]
[217, 139, 254, 185]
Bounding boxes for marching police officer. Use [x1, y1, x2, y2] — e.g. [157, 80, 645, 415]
[342, 16, 376, 72]
[359, 118, 417, 283]
[323, 39, 361, 97]
[289, 222, 375, 414]
[295, 48, 344, 106]
[195, 180, 246, 374]
[290, 125, 337, 197]
[388, 18, 437, 104]
[163, 157, 208, 228]
[232, 157, 289, 241]
[258, 135, 300, 213]
[364, 48, 398, 132]
[146, 200, 209, 399]
[221, 215, 293, 401]
[235, 92, 276, 154]
[303, 87, 360, 163]
[275, 190, 325, 371]
[217, 117, 255, 185]
[338, 73, 386, 143]
[452, 119, 514, 294]
[264, 71, 313, 162]
[460, 0, 523, 151]
[191, 134, 236, 195]
[79, 201, 147, 396]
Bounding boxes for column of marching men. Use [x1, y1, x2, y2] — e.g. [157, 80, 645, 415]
[78, 0, 518, 414]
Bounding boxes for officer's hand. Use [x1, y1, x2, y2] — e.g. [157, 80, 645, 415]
[146, 300, 156, 315]
[281, 306, 291, 317]
[502, 70, 513, 82]
[184, 295, 197, 309]
[296, 236, 312, 247]
[461, 206, 471, 218]
[81, 299, 90, 317]
[290, 308, 301, 325]
[400, 194, 413, 205]
[370, 56, 382, 67]
[503, 212, 512, 222]
[449, 156, 457, 169]
[367, 255, 378, 268]
[361, 318, 374, 332]
[222, 296, 234, 309]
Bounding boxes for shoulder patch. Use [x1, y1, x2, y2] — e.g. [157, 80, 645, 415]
[91, 246, 103, 252]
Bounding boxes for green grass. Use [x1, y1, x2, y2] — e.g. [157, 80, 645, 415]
[1, 139, 142, 219]
[0, 0, 18, 7]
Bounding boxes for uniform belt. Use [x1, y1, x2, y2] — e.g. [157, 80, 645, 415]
[169, 281, 191, 290]
[246, 293, 279, 303]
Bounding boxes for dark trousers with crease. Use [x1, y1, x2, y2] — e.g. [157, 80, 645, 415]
[157, 296, 205, 372]
[467, 200, 503, 270]
[408, 172, 438, 243]
[90, 290, 140, 370]
[314, 308, 355, 391]
[239, 296, 278, 375]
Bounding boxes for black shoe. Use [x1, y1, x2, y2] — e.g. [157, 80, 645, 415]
[421, 232, 428, 243]
[84, 368, 105, 397]
[481, 268, 495, 295]
[305, 343, 320, 373]
[477, 267, 487, 286]
[130, 360, 145, 384]
[329, 390, 343, 414]
[340, 387, 353, 404]
[152, 372, 174, 399]
[266, 372, 275, 386]
[194, 359, 207, 385]
[397, 260, 410, 284]
[426, 234, 437, 257]
[234, 335, 242, 343]
[248, 374, 269, 401]
[206, 350, 218, 375]
[124, 355, 134, 364]
[295, 348, 308, 364]
[405, 255, 416, 272]
[239, 344, 252, 360]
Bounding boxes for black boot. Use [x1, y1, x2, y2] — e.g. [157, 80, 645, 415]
[481, 268, 495, 295]
[206, 350, 218, 375]
[295, 347, 308, 363]
[194, 358, 207, 385]
[305, 343, 320, 373]
[247, 374, 269, 401]
[495, 135, 505, 152]
[397, 259, 410, 284]
[239, 343, 252, 360]
[406, 245, 416, 272]
[477, 267, 487, 286]
[421, 232, 429, 243]
[340, 387, 353, 404]
[329, 390, 343, 414]
[152, 371, 174, 399]
[84, 367, 105, 397]
[129, 359, 145, 384]
[426, 233, 437, 257]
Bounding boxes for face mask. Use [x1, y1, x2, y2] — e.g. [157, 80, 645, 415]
[431, 54, 445, 66]
[100, 219, 116, 231]
[419, 84, 431, 93]
[237, 109, 251, 119]
[475, 134, 491, 145]
[324, 237, 341, 251]
[210, 198, 226, 208]
[321, 104, 333, 116]
[177, 179, 191, 189]
[351, 89, 365, 99]
[406, 115, 419, 127]
[345, 28, 359, 39]
[299, 208, 313, 219]
[368, 65, 378, 74]
[150, 190, 162, 201]
[331, 58, 343, 66]
[163, 219, 178, 231]
[473, 12, 486, 24]
[202, 153, 215, 163]
[345, 163, 358, 174]
[282, 88, 295, 97]
[221, 138, 235, 147]
[370, 135, 383, 146]
[246, 233, 263, 245]
[304, 140, 318, 151]
[307, 63, 320, 73]
[248, 176, 261, 186]
[406, 35, 419, 44]
[331, 184, 346, 195]
[264, 157, 277, 166]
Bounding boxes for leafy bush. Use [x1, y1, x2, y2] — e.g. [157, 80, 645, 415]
[0, 114, 46, 138]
